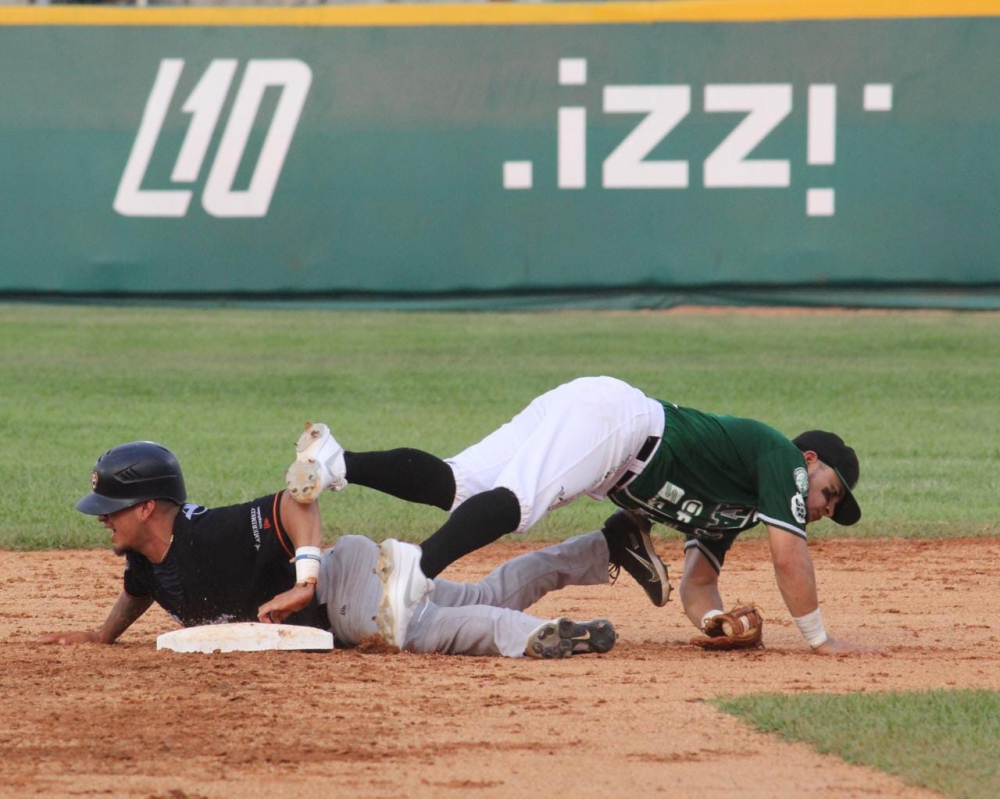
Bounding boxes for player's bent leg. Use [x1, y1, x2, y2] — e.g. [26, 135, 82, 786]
[444, 391, 549, 508]
[416, 487, 521, 579]
[524, 618, 617, 660]
[342, 449, 456, 510]
[489, 380, 662, 533]
[404, 603, 541, 657]
[286, 422, 347, 504]
[430, 531, 609, 610]
[318, 536, 382, 647]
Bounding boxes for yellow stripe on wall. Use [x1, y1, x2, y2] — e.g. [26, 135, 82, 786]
[1, 0, 998, 27]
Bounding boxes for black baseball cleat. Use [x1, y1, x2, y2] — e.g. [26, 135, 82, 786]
[604, 510, 672, 607]
[525, 618, 617, 659]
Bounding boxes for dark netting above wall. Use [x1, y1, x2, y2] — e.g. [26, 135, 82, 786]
[5, 285, 1000, 311]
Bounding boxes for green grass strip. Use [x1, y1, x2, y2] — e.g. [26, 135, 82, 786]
[2, 304, 998, 548]
[717, 690, 1000, 799]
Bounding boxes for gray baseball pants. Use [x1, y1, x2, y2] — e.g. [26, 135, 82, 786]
[318, 531, 609, 657]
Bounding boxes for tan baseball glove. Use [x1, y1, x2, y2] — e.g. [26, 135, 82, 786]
[690, 604, 764, 650]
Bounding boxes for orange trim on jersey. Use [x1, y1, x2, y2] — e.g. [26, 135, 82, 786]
[273, 492, 295, 558]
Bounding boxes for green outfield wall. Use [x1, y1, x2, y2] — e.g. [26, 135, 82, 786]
[1, 2, 998, 307]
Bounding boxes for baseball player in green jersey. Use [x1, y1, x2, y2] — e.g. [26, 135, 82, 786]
[286, 376, 876, 655]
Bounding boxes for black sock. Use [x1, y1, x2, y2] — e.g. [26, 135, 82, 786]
[418, 487, 521, 578]
[343, 449, 455, 511]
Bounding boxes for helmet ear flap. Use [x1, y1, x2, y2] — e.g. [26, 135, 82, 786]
[76, 442, 186, 516]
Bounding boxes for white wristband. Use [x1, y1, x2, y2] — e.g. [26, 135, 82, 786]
[701, 609, 724, 629]
[792, 608, 830, 648]
[294, 546, 322, 585]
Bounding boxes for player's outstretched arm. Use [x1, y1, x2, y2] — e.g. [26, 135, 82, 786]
[766, 525, 881, 656]
[766, 525, 821, 617]
[38, 591, 153, 645]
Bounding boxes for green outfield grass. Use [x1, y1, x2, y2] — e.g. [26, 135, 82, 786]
[717, 690, 1000, 799]
[1, 303, 997, 548]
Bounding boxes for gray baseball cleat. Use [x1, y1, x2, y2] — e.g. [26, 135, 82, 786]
[525, 618, 617, 659]
[604, 510, 672, 607]
[285, 422, 347, 503]
[376, 539, 435, 648]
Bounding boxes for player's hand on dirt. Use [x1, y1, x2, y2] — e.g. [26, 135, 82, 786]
[258, 583, 315, 624]
[37, 630, 101, 645]
[811, 636, 884, 656]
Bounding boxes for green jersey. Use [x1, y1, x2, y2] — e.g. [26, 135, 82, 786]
[608, 403, 810, 542]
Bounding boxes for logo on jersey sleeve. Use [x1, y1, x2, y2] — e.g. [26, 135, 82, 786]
[793, 467, 809, 495]
[791, 493, 807, 524]
[182, 503, 207, 520]
[250, 507, 263, 551]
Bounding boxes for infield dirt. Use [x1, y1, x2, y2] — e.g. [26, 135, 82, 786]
[3, 537, 998, 799]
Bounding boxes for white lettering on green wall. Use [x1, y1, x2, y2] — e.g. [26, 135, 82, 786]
[114, 59, 312, 218]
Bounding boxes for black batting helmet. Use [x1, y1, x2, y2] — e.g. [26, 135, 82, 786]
[76, 441, 187, 516]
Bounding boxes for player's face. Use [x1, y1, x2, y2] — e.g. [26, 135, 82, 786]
[805, 461, 846, 524]
[97, 504, 145, 556]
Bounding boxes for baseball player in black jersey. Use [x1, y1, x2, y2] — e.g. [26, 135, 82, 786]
[286, 375, 878, 655]
[38, 440, 617, 659]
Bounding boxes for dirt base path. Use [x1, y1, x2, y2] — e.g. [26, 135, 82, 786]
[3, 537, 998, 799]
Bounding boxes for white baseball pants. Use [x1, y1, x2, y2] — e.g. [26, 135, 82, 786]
[446, 376, 665, 532]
